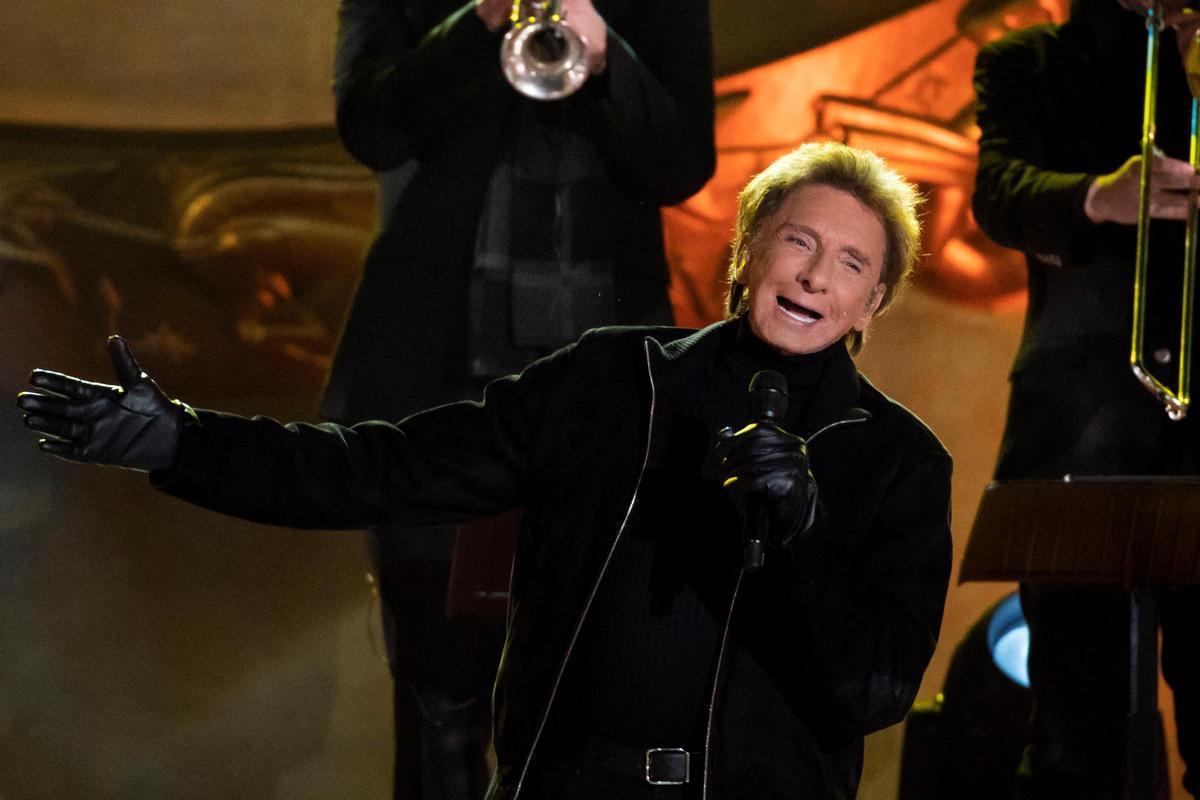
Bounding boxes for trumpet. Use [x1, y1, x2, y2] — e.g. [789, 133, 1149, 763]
[1132, 1, 1199, 420]
[501, 1, 590, 100]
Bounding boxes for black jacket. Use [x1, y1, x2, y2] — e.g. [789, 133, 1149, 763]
[154, 322, 952, 799]
[972, 0, 1200, 478]
[320, 0, 716, 424]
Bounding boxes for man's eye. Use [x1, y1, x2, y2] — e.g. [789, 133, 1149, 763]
[787, 235, 812, 249]
[842, 261, 863, 273]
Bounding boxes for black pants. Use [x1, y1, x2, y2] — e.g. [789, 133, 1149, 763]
[371, 528, 505, 800]
[1000, 359, 1200, 798]
[1014, 584, 1200, 799]
[523, 759, 700, 800]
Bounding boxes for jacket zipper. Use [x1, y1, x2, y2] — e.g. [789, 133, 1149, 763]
[511, 339, 661, 797]
[700, 412, 869, 798]
[805, 414, 870, 444]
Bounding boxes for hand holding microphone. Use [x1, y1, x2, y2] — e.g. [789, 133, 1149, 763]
[716, 370, 819, 572]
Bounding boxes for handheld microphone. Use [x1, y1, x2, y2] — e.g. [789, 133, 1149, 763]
[744, 370, 788, 572]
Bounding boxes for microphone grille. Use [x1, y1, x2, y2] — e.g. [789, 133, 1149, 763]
[749, 370, 788, 397]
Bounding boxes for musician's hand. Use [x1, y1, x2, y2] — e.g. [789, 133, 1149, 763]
[715, 423, 819, 548]
[16, 336, 196, 473]
[1171, 8, 1200, 88]
[561, 0, 607, 74]
[1084, 152, 1200, 225]
[1168, 5, 1200, 31]
[475, 0, 510, 33]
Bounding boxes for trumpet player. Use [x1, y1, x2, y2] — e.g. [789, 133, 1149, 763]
[324, 0, 714, 796]
[972, 0, 1200, 796]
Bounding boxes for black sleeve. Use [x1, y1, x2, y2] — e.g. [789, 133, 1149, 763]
[149, 341, 577, 530]
[971, 38, 1098, 261]
[333, 0, 511, 170]
[757, 448, 953, 742]
[567, 0, 716, 205]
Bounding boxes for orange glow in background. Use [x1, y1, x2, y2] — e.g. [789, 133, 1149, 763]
[665, 0, 1060, 327]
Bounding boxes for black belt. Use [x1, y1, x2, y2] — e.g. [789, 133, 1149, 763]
[556, 738, 701, 786]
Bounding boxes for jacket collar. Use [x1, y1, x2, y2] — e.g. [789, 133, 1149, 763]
[642, 319, 869, 438]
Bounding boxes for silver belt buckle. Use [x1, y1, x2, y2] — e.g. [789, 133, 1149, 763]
[645, 747, 690, 786]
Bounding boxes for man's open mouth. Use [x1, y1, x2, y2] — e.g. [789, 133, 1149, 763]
[777, 295, 823, 323]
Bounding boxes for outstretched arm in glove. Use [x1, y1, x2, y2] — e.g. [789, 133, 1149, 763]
[16, 335, 195, 473]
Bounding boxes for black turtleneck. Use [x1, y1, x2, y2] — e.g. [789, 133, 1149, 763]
[546, 320, 843, 749]
[721, 316, 842, 427]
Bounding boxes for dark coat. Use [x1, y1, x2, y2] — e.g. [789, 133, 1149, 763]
[972, 0, 1200, 479]
[320, 0, 716, 424]
[153, 321, 952, 799]
[972, 11, 1200, 794]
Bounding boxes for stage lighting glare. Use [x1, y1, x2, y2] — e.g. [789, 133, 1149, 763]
[897, 591, 1033, 800]
[986, 591, 1030, 688]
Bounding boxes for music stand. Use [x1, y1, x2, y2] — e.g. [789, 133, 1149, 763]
[961, 477, 1200, 800]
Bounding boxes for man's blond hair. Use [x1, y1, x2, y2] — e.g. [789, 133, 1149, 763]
[724, 142, 922, 354]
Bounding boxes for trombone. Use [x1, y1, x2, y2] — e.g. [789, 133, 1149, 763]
[1132, 1, 1198, 420]
[501, 1, 589, 100]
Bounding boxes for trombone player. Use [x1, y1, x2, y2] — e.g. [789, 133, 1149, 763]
[324, 0, 714, 796]
[973, 0, 1200, 796]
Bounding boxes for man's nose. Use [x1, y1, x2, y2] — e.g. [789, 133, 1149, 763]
[799, 255, 831, 292]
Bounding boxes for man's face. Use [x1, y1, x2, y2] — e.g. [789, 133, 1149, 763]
[741, 184, 888, 356]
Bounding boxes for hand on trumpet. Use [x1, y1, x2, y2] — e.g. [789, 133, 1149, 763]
[1083, 151, 1200, 224]
[476, 0, 511, 33]
[559, 0, 608, 74]
[488, 0, 608, 75]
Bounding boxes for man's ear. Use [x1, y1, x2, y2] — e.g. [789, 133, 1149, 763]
[868, 282, 886, 313]
[732, 248, 750, 285]
[854, 283, 887, 332]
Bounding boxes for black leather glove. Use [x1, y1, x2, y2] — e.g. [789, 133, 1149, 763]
[715, 422, 819, 548]
[16, 336, 196, 473]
